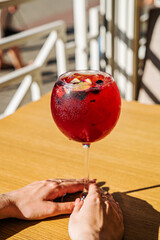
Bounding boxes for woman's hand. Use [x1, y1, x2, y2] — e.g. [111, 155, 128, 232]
[69, 184, 124, 240]
[0, 179, 94, 220]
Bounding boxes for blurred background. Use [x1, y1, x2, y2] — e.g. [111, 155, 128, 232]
[0, 0, 160, 119]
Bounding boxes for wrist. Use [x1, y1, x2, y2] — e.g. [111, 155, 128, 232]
[0, 193, 16, 219]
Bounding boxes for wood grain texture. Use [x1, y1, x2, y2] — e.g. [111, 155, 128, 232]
[0, 93, 160, 239]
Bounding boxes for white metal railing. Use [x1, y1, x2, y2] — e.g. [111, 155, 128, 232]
[0, 3, 100, 119]
[73, 0, 100, 70]
[0, 0, 33, 9]
[99, 0, 141, 101]
[0, 0, 146, 119]
[74, 0, 144, 101]
[0, 20, 67, 119]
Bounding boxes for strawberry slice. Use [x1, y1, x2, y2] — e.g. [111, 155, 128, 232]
[57, 86, 65, 97]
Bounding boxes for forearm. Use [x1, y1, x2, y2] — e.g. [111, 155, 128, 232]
[0, 193, 15, 219]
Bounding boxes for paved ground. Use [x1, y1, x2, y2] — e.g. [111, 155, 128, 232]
[0, 0, 99, 115]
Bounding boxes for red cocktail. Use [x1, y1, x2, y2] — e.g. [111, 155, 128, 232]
[51, 70, 121, 143]
[51, 70, 121, 191]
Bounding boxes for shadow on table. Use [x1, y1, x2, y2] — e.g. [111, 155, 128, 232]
[113, 184, 160, 240]
[0, 192, 82, 239]
[0, 185, 159, 240]
[0, 218, 39, 239]
[0, 214, 68, 240]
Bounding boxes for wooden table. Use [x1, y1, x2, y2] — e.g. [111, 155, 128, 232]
[0, 93, 160, 239]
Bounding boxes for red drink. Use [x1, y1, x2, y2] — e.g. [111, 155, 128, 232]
[51, 70, 121, 144]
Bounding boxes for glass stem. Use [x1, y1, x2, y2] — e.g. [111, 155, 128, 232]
[83, 144, 90, 188]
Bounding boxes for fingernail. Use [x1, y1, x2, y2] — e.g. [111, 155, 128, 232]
[75, 198, 81, 205]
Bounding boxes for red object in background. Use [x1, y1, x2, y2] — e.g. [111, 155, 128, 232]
[51, 71, 121, 144]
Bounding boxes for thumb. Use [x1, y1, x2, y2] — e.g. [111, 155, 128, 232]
[53, 201, 76, 216]
[40, 201, 75, 218]
[42, 199, 83, 218]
